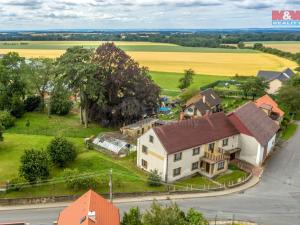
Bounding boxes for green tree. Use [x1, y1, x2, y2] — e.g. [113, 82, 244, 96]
[253, 43, 264, 50]
[239, 77, 268, 100]
[278, 84, 300, 118]
[178, 69, 195, 90]
[49, 82, 73, 116]
[0, 52, 27, 116]
[147, 169, 162, 187]
[26, 58, 55, 111]
[0, 110, 15, 129]
[63, 168, 98, 191]
[185, 209, 208, 225]
[19, 149, 50, 184]
[47, 136, 77, 167]
[122, 207, 143, 225]
[143, 201, 187, 225]
[56, 47, 102, 127]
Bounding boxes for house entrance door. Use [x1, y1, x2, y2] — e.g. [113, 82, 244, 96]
[206, 163, 210, 173]
[230, 153, 236, 160]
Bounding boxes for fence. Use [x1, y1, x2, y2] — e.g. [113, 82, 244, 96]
[0, 172, 254, 206]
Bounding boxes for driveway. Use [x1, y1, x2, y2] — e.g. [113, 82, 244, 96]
[1, 122, 300, 225]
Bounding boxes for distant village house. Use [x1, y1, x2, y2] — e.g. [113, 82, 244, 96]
[257, 68, 295, 94]
[183, 88, 221, 119]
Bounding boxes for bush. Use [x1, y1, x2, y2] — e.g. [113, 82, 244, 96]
[10, 96, 25, 118]
[63, 169, 99, 191]
[147, 169, 162, 187]
[47, 137, 77, 167]
[19, 149, 50, 184]
[50, 85, 73, 116]
[24, 96, 41, 112]
[0, 110, 15, 129]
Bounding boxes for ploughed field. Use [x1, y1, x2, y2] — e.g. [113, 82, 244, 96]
[0, 41, 297, 77]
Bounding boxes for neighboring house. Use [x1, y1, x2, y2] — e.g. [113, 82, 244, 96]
[120, 118, 163, 138]
[137, 102, 279, 182]
[57, 190, 120, 225]
[255, 94, 285, 124]
[228, 102, 280, 166]
[183, 88, 221, 118]
[257, 68, 295, 94]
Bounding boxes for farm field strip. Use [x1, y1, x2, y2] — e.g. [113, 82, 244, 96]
[245, 41, 300, 53]
[0, 41, 297, 76]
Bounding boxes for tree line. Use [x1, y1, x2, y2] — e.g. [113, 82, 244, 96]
[3, 31, 300, 48]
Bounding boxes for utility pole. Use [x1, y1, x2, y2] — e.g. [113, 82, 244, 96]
[109, 169, 113, 202]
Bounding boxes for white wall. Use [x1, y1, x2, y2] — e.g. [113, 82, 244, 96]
[166, 145, 205, 182]
[267, 134, 276, 154]
[238, 134, 261, 166]
[137, 129, 167, 180]
[268, 79, 282, 94]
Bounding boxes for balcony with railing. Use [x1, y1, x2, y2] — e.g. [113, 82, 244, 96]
[201, 151, 228, 164]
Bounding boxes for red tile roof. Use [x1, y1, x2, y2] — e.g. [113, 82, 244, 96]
[57, 190, 120, 225]
[255, 95, 284, 117]
[153, 112, 240, 154]
[228, 102, 280, 146]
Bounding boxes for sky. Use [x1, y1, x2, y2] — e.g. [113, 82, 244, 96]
[0, 0, 300, 30]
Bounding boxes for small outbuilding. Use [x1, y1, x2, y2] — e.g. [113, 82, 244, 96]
[120, 118, 162, 138]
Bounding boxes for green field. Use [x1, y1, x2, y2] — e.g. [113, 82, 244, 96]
[0, 41, 257, 53]
[1, 112, 248, 197]
[150, 71, 229, 97]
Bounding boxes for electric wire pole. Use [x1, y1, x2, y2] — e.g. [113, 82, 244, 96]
[109, 169, 113, 202]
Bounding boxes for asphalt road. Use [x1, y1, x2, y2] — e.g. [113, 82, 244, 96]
[1, 122, 300, 225]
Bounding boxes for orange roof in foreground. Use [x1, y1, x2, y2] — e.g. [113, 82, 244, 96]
[57, 190, 120, 225]
[255, 95, 284, 117]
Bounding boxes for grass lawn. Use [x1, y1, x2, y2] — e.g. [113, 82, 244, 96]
[215, 164, 248, 185]
[150, 71, 229, 97]
[177, 175, 218, 189]
[221, 97, 248, 113]
[6, 112, 114, 138]
[281, 123, 298, 140]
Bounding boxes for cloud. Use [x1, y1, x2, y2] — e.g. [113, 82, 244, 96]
[4, 0, 43, 9]
[233, 0, 275, 9]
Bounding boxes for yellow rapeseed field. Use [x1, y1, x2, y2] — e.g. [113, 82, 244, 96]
[0, 48, 296, 76]
[127, 51, 297, 76]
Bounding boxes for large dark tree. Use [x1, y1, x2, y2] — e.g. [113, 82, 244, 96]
[90, 43, 160, 126]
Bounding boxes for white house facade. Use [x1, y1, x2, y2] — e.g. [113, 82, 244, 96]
[137, 102, 280, 182]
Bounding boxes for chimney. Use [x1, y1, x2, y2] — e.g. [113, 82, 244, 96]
[203, 95, 206, 104]
[88, 211, 96, 222]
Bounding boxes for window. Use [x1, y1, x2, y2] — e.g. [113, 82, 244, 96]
[173, 167, 181, 177]
[208, 143, 215, 152]
[187, 107, 193, 113]
[141, 159, 148, 169]
[192, 162, 199, 170]
[223, 138, 229, 147]
[174, 152, 182, 161]
[149, 135, 154, 143]
[193, 147, 200, 155]
[142, 145, 148, 154]
[218, 161, 225, 170]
